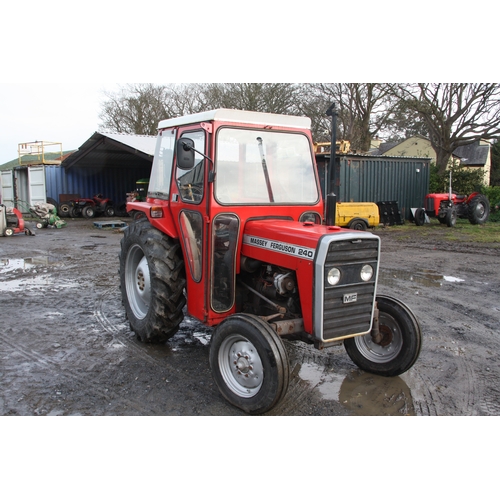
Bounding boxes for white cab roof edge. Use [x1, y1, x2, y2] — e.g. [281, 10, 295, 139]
[157, 108, 311, 131]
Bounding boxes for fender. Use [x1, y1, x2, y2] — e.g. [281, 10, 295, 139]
[126, 200, 179, 239]
[466, 192, 481, 203]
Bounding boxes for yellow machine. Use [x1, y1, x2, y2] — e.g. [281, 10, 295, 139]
[335, 201, 380, 230]
[314, 141, 380, 231]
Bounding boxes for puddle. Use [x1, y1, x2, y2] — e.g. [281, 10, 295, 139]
[1, 256, 62, 273]
[379, 269, 464, 287]
[0, 256, 76, 292]
[0, 275, 79, 292]
[298, 363, 415, 416]
[443, 275, 465, 283]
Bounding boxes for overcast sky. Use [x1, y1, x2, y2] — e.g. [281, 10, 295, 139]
[0, 83, 121, 165]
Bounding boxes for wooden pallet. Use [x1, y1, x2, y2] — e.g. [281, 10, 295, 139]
[93, 220, 128, 229]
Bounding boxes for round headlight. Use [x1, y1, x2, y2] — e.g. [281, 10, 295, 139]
[327, 267, 341, 286]
[360, 264, 374, 282]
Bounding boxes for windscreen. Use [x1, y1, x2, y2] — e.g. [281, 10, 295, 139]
[215, 128, 319, 205]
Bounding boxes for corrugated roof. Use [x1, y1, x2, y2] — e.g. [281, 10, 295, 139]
[61, 132, 156, 170]
[98, 132, 157, 156]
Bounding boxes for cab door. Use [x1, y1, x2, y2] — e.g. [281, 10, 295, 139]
[169, 127, 209, 321]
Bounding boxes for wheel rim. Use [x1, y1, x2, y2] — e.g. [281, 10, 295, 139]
[354, 312, 403, 363]
[125, 244, 151, 320]
[475, 202, 486, 218]
[218, 334, 264, 398]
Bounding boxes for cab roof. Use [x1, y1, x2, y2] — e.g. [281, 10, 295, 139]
[157, 108, 311, 131]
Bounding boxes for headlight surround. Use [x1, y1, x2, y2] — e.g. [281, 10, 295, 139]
[327, 267, 341, 286]
[360, 264, 374, 282]
[299, 212, 322, 225]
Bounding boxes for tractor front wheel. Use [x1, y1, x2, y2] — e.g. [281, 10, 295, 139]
[120, 219, 186, 343]
[344, 295, 422, 377]
[414, 208, 426, 226]
[445, 207, 457, 227]
[468, 194, 490, 225]
[209, 314, 290, 414]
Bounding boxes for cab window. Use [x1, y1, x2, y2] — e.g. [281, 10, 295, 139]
[176, 130, 205, 204]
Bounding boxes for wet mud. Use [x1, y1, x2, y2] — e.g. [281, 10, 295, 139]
[1, 218, 499, 416]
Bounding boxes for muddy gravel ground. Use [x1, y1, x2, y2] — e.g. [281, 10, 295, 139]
[1, 217, 500, 417]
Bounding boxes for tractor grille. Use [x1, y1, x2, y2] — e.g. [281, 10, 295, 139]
[318, 237, 379, 342]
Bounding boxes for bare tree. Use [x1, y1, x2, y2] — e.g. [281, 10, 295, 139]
[306, 83, 398, 150]
[99, 84, 173, 135]
[201, 83, 302, 114]
[395, 83, 500, 174]
[99, 83, 305, 135]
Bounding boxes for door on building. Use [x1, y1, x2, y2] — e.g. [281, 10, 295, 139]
[1, 170, 14, 207]
[28, 166, 46, 205]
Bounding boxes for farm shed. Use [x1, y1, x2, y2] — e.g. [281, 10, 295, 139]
[0, 132, 156, 212]
[315, 152, 431, 221]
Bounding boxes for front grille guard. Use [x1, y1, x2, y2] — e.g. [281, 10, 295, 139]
[313, 232, 380, 345]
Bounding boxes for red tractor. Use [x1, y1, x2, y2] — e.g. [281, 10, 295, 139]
[121, 108, 422, 414]
[414, 173, 490, 227]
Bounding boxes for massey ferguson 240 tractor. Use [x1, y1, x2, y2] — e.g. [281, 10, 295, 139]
[121, 108, 422, 414]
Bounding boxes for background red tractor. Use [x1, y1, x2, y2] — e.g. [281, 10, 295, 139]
[70, 194, 115, 219]
[414, 173, 490, 227]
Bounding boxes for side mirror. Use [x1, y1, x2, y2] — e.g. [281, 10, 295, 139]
[176, 138, 195, 170]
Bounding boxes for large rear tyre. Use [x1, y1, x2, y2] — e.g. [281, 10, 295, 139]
[209, 314, 290, 414]
[468, 194, 490, 225]
[120, 219, 186, 343]
[344, 295, 422, 377]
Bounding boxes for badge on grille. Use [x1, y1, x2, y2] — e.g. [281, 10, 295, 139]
[343, 293, 357, 304]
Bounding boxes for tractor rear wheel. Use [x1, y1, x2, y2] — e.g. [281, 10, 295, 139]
[468, 194, 490, 225]
[344, 295, 422, 377]
[209, 314, 289, 414]
[120, 219, 186, 343]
